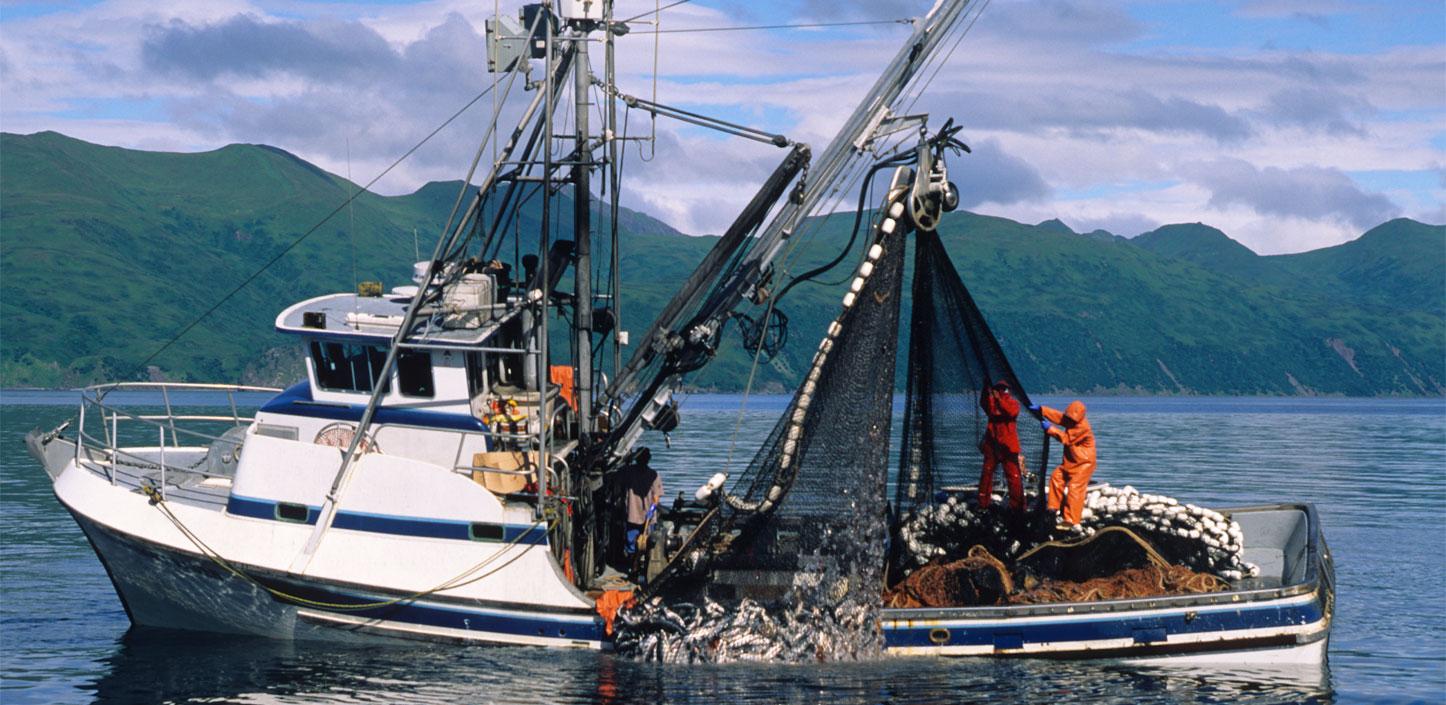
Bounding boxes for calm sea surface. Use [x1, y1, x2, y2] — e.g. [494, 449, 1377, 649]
[2, 391, 1444, 704]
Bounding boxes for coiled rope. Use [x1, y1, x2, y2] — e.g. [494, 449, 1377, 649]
[1015, 525, 1172, 567]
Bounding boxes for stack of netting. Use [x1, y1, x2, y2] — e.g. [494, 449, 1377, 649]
[893, 484, 1259, 588]
[1078, 484, 1259, 580]
[884, 525, 1232, 608]
[619, 205, 911, 663]
[895, 228, 1047, 515]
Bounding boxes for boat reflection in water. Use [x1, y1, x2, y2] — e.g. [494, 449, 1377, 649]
[84, 627, 1331, 705]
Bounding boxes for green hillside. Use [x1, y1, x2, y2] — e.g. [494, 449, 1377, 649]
[1270, 218, 1446, 312]
[2, 132, 1442, 396]
[1131, 222, 1284, 285]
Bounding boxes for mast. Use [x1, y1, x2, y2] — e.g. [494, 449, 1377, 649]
[572, 19, 594, 437]
[538, 8, 555, 520]
[606, 2, 622, 383]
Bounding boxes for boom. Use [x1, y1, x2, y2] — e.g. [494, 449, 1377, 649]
[603, 0, 983, 459]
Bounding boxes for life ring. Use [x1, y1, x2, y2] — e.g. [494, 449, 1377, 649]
[313, 423, 381, 454]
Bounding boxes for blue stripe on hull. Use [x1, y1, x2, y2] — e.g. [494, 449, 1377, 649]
[881, 598, 1324, 650]
[269, 577, 605, 643]
[225, 495, 547, 545]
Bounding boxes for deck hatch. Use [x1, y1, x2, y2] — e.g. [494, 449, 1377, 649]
[255, 424, 299, 440]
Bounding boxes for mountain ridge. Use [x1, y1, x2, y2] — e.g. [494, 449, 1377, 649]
[2, 131, 1442, 396]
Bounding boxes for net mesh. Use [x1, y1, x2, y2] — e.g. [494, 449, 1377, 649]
[895, 228, 1047, 515]
[631, 209, 909, 661]
[711, 223, 905, 600]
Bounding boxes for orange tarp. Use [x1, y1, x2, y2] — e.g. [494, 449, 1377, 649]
[550, 365, 577, 409]
[594, 589, 635, 636]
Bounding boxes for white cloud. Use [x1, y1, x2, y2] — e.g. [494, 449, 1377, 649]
[0, 0, 1442, 252]
[1179, 158, 1399, 229]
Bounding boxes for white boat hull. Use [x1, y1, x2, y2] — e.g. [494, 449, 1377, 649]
[67, 501, 606, 647]
[40, 422, 1333, 664]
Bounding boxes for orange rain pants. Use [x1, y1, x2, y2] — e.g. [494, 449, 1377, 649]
[979, 441, 1024, 512]
[1042, 401, 1097, 525]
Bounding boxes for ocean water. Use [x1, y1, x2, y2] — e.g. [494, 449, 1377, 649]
[2, 391, 1444, 704]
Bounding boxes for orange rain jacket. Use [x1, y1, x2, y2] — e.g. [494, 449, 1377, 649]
[980, 386, 1021, 454]
[1041, 401, 1097, 525]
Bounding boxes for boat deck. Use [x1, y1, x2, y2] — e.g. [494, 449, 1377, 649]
[75, 445, 232, 509]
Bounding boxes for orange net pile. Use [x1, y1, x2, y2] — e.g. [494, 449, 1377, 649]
[883, 546, 1013, 608]
[1012, 564, 1226, 604]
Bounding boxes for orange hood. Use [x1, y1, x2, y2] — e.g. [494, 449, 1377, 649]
[1064, 400, 1087, 424]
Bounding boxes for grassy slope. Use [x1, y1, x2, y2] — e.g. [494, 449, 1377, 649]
[2, 132, 1441, 395]
[1124, 218, 1445, 394]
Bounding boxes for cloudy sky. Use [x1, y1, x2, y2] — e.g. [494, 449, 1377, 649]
[2, 0, 1442, 253]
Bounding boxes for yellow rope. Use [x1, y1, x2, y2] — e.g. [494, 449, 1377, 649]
[141, 484, 552, 611]
[1014, 525, 1172, 569]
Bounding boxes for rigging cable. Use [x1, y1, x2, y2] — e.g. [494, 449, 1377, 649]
[122, 83, 500, 384]
[642, 18, 912, 34]
[901, 0, 993, 117]
[619, 0, 690, 24]
[769, 154, 910, 307]
[644, 0, 660, 161]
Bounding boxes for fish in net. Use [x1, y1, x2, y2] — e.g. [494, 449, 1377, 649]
[616, 190, 913, 663]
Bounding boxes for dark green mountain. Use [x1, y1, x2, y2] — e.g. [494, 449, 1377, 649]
[1131, 223, 1280, 283]
[1271, 218, 1445, 312]
[2, 132, 1442, 395]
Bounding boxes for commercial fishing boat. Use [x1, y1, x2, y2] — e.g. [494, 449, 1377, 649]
[28, 0, 1331, 661]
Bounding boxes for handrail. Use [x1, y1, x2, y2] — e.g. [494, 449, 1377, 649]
[85, 405, 252, 445]
[83, 381, 283, 395]
[73, 381, 281, 489]
[75, 428, 233, 479]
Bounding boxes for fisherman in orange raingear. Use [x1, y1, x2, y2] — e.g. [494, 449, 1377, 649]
[1035, 400, 1096, 532]
[978, 380, 1024, 512]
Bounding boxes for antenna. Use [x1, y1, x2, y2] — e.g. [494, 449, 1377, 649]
[347, 137, 358, 325]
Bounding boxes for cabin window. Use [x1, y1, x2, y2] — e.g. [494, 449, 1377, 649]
[311, 342, 390, 394]
[397, 350, 435, 398]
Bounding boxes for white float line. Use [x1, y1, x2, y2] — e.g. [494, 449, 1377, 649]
[759, 194, 904, 514]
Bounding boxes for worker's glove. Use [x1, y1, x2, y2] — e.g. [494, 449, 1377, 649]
[1028, 404, 1042, 415]
[1040, 419, 1053, 432]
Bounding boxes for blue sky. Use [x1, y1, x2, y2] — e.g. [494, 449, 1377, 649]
[1, 0, 1442, 252]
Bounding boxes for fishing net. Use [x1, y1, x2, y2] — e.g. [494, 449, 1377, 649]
[620, 199, 911, 662]
[882, 238, 1244, 605]
[895, 228, 1048, 517]
[882, 527, 1229, 608]
[892, 485, 1259, 595]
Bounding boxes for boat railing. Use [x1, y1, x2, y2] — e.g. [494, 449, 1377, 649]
[74, 382, 282, 499]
